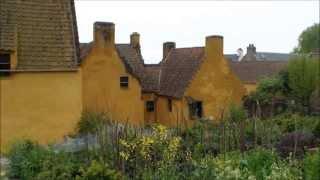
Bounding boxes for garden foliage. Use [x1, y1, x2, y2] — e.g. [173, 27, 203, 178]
[6, 111, 319, 179]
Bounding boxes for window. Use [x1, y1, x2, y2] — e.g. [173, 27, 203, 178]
[120, 76, 129, 88]
[168, 99, 172, 112]
[189, 101, 203, 119]
[146, 101, 155, 112]
[0, 54, 10, 76]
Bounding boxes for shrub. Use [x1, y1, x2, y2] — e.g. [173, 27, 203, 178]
[7, 139, 122, 180]
[76, 111, 111, 136]
[119, 124, 183, 178]
[244, 148, 278, 179]
[7, 140, 50, 179]
[288, 56, 320, 113]
[274, 113, 320, 134]
[276, 131, 316, 158]
[76, 160, 122, 180]
[303, 149, 320, 180]
[34, 151, 82, 180]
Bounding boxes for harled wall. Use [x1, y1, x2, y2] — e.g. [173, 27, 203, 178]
[0, 71, 82, 152]
[81, 44, 144, 125]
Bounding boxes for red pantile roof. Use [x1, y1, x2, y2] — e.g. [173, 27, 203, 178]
[228, 61, 288, 83]
[159, 47, 204, 98]
[0, 0, 80, 70]
[142, 64, 161, 92]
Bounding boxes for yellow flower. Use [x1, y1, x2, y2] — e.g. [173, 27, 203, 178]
[153, 124, 168, 139]
[119, 139, 129, 148]
[119, 151, 129, 160]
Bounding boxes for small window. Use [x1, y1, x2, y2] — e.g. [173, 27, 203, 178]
[0, 54, 10, 76]
[189, 101, 203, 119]
[168, 99, 172, 112]
[146, 101, 155, 112]
[120, 76, 129, 88]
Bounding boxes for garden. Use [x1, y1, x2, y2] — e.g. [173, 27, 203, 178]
[3, 111, 320, 179]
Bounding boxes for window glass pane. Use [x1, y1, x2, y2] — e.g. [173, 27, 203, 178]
[0, 54, 10, 76]
[189, 101, 202, 119]
[120, 76, 129, 88]
[146, 101, 155, 112]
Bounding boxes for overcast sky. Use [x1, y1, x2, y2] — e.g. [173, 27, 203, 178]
[75, 1, 319, 64]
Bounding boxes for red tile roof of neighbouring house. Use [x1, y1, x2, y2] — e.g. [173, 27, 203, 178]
[228, 61, 288, 84]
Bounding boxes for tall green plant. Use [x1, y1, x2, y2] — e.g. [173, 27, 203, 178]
[288, 56, 319, 112]
[294, 23, 320, 54]
[303, 149, 320, 180]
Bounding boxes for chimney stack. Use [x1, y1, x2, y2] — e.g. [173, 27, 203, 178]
[163, 42, 176, 60]
[205, 35, 223, 58]
[246, 44, 256, 56]
[130, 32, 140, 49]
[242, 44, 257, 61]
[94, 22, 115, 48]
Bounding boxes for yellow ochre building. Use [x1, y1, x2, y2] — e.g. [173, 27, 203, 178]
[0, 0, 287, 151]
[80, 22, 246, 127]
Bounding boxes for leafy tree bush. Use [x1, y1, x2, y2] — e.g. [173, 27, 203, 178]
[273, 113, 320, 135]
[76, 160, 121, 180]
[7, 140, 50, 179]
[245, 56, 319, 116]
[119, 124, 183, 179]
[294, 23, 320, 54]
[287, 56, 320, 113]
[76, 111, 111, 136]
[303, 149, 320, 180]
[243, 148, 278, 179]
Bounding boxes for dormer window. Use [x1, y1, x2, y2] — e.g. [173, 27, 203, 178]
[0, 54, 10, 76]
[120, 76, 129, 88]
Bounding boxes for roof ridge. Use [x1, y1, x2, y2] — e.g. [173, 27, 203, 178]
[174, 46, 204, 50]
[231, 60, 288, 64]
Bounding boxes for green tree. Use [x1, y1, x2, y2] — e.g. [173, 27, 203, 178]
[288, 56, 319, 112]
[294, 23, 320, 54]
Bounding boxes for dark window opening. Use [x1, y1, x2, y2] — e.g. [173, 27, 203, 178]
[168, 99, 172, 112]
[120, 76, 129, 88]
[189, 101, 203, 119]
[0, 54, 10, 76]
[146, 101, 155, 112]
